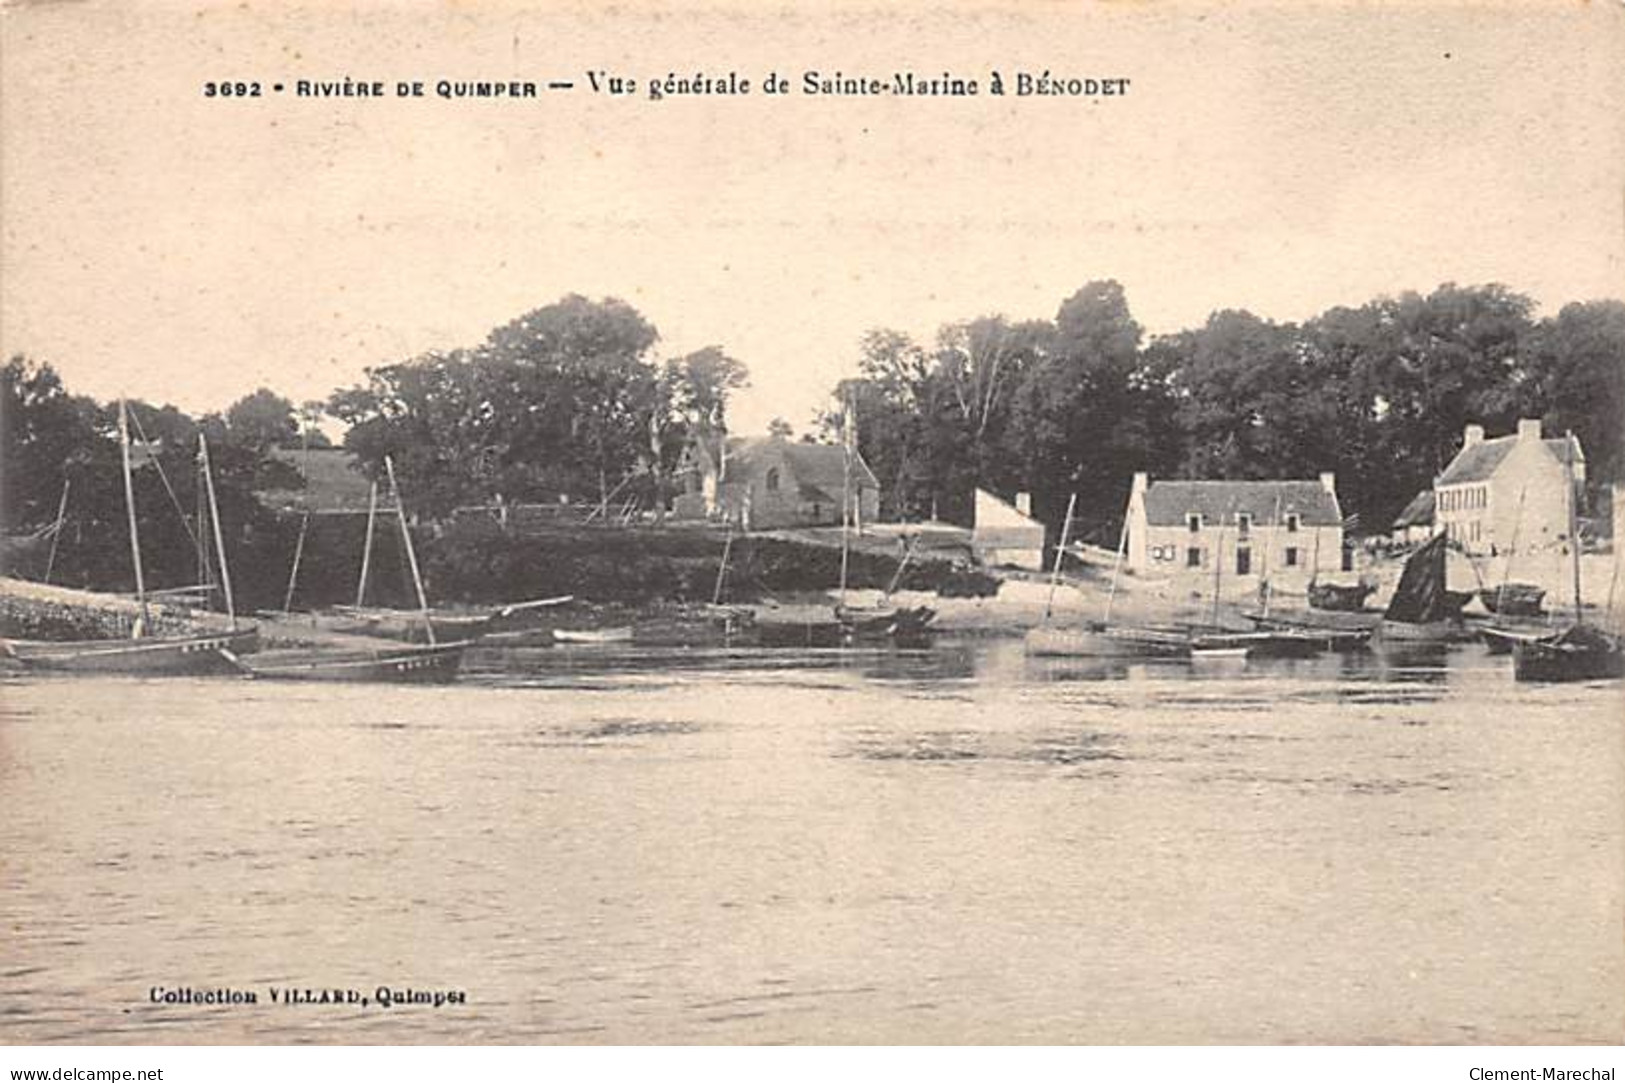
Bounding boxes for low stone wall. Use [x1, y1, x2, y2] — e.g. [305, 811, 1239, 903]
[0, 577, 218, 641]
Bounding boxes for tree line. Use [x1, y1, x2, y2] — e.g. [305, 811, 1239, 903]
[4, 284, 1621, 597]
[829, 282, 1625, 543]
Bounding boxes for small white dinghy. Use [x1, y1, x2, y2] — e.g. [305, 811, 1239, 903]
[552, 626, 633, 644]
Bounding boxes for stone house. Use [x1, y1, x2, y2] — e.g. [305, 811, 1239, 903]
[1125, 472, 1345, 585]
[674, 435, 880, 531]
[1433, 419, 1584, 557]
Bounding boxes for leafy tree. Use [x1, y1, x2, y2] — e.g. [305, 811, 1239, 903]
[1, 356, 103, 533]
[225, 388, 299, 453]
[329, 296, 748, 520]
[1516, 300, 1625, 491]
[1007, 280, 1149, 540]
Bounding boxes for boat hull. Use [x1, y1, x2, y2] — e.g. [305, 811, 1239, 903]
[1374, 619, 1469, 644]
[1478, 584, 1546, 617]
[1025, 624, 1188, 659]
[2, 628, 260, 675]
[317, 609, 493, 644]
[752, 604, 937, 648]
[233, 642, 465, 683]
[1512, 626, 1624, 683]
[1480, 623, 1557, 656]
[1307, 582, 1374, 612]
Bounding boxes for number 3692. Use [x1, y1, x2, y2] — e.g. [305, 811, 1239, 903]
[203, 82, 262, 97]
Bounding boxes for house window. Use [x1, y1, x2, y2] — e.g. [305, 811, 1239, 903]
[765, 467, 780, 493]
[1285, 513, 1300, 533]
[1187, 513, 1202, 533]
[1236, 547, 1251, 575]
[1285, 546, 1299, 567]
[1186, 546, 1202, 568]
[1236, 513, 1251, 538]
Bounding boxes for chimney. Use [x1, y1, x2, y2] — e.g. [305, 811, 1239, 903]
[1517, 417, 1542, 442]
[1463, 424, 1485, 447]
[1132, 471, 1149, 498]
[1015, 492, 1032, 517]
[1319, 471, 1336, 495]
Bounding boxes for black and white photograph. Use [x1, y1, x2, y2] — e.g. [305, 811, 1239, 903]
[1, 0, 1622, 1071]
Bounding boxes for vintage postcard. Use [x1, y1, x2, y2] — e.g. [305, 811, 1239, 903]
[2, 0, 1622, 1058]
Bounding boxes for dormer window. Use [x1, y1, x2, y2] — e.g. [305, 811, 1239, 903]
[1285, 513, 1300, 533]
[1236, 513, 1251, 538]
[1187, 513, 1202, 533]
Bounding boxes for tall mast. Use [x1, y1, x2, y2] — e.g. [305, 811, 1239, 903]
[1209, 507, 1229, 629]
[1567, 432, 1583, 624]
[117, 399, 151, 630]
[838, 397, 852, 606]
[355, 481, 379, 609]
[1496, 485, 1528, 617]
[385, 455, 436, 646]
[1104, 500, 1127, 625]
[282, 419, 314, 614]
[42, 477, 70, 585]
[1260, 493, 1283, 619]
[1046, 492, 1078, 622]
[198, 434, 237, 629]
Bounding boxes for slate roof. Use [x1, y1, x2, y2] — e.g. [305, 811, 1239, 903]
[1391, 489, 1435, 530]
[1436, 434, 1583, 487]
[721, 437, 879, 494]
[1142, 480, 1341, 527]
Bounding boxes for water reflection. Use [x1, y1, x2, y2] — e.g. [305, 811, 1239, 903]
[0, 635, 1618, 1044]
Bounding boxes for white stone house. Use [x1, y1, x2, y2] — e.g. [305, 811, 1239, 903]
[1125, 472, 1345, 586]
[1433, 419, 1583, 557]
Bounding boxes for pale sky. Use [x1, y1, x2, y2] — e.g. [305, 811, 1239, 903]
[3, 1, 1622, 437]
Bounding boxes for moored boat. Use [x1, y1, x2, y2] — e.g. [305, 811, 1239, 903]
[226, 640, 466, 683]
[310, 594, 574, 644]
[1375, 533, 1469, 644]
[553, 626, 634, 644]
[1, 407, 257, 676]
[1307, 580, 1375, 612]
[3, 626, 259, 675]
[1241, 613, 1372, 652]
[1479, 622, 1557, 656]
[1510, 435, 1622, 683]
[1024, 622, 1189, 658]
[1512, 624, 1623, 682]
[1478, 582, 1546, 617]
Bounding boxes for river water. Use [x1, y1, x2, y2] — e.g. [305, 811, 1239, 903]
[2, 639, 1620, 1044]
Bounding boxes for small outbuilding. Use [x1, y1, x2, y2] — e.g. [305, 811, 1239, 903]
[971, 489, 1045, 570]
[1390, 489, 1435, 546]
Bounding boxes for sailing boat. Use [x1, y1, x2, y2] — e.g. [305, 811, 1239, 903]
[1512, 436, 1622, 682]
[1374, 531, 1471, 643]
[754, 402, 934, 648]
[1225, 496, 1333, 658]
[1, 403, 259, 674]
[1185, 507, 1260, 662]
[1478, 485, 1555, 655]
[228, 456, 466, 682]
[1024, 493, 1189, 659]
